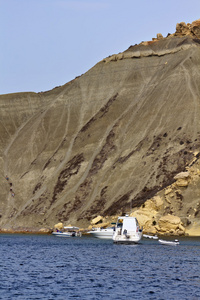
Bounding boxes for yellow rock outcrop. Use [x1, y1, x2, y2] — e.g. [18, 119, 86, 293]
[54, 222, 63, 230]
[91, 216, 103, 225]
[131, 196, 164, 233]
[158, 215, 185, 234]
[174, 171, 190, 187]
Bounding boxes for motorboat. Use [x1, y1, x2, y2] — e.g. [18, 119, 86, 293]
[143, 234, 158, 239]
[158, 239, 179, 245]
[112, 215, 143, 244]
[88, 227, 114, 239]
[52, 226, 82, 237]
[52, 231, 74, 237]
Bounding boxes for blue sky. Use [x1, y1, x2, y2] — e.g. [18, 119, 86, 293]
[1, 0, 200, 94]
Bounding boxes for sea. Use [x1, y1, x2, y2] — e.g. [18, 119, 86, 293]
[0, 234, 200, 300]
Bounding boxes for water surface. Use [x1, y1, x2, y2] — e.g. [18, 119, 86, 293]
[0, 234, 200, 299]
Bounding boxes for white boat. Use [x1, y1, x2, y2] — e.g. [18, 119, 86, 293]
[52, 226, 82, 237]
[143, 234, 158, 239]
[158, 239, 179, 245]
[52, 231, 74, 237]
[112, 215, 143, 244]
[88, 227, 114, 239]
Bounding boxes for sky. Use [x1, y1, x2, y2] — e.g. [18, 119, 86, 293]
[1, 0, 200, 95]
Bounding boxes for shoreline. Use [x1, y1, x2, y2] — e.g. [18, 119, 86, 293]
[0, 228, 200, 237]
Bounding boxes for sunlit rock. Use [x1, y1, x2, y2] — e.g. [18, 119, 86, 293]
[158, 215, 185, 234]
[54, 223, 63, 230]
[39, 228, 52, 233]
[91, 216, 103, 225]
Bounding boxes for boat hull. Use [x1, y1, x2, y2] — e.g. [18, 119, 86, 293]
[143, 234, 158, 239]
[113, 233, 142, 244]
[158, 239, 179, 245]
[52, 231, 81, 237]
[113, 239, 141, 244]
[52, 232, 74, 237]
[88, 229, 114, 239]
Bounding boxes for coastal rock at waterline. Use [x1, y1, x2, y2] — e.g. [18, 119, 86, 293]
[39, 228, 52, 233]
[87, 225, 94, 230]
[54, 222, 63, 230]
[185, 224, 200, 236]
[158, 215, 185, 233]
[131, 211, 153, 232]
[131, 196, 164, 232]
[87, 221, 110, 230]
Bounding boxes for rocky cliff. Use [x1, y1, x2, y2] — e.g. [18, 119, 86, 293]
[1, 20, 200, 235]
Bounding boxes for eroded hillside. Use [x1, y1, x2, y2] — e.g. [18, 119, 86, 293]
[1, 20, 200, 234]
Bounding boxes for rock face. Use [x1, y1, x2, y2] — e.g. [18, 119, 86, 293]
[1, 20, 200, 234]
[130, 163, 200, 236]
[158, 215, 185, 235]
[91, 216, 103, 225]
[54, 222, 63, 230]
[175, 20, 200, 38]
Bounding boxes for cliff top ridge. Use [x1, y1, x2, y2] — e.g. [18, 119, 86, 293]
[154, 19, 200, 42]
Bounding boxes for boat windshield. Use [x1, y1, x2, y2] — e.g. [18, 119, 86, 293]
[117, 219, 123, 228]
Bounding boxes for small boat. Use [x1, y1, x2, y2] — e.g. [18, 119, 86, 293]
[143, 234, 158, 239]
[112, 215, 143, 244]
[88, 227, 114, 239]
[52, 226, 82, 237]
[158, 239, 179, 245]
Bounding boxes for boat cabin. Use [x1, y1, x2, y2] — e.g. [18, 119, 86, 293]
[116, 216, 140, 234]
[113, 215, 142, 243]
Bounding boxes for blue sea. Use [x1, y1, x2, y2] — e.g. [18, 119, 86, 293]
[0, 234, 200, 299]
